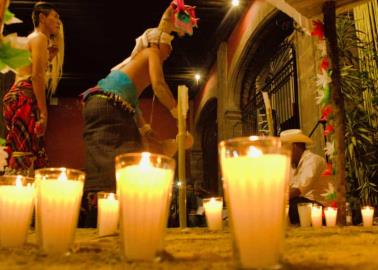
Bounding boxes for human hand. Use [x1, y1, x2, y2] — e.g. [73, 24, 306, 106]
[139, 124, 152, 136]
[176, 131, 194, 149]
[34, 116, 47, 137]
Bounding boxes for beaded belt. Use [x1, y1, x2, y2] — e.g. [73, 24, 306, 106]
[88, 91, 136, 114]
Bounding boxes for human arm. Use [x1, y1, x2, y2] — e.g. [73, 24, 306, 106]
[292, 152, 327, 196]
[148, 47, 177, 118]
[134, 108, 152, 136]
[30, 33, 49, 136]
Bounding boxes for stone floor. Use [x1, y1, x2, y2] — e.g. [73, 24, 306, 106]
[1, 226, 378, 269]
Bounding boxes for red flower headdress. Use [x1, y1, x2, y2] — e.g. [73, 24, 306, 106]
[170, 0, 199, 36]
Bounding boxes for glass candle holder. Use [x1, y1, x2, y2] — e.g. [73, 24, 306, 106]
[97, 192, 119, 236]
[297, 203, 312, 227]
[219, 136, 291, 269]
[203, 197, 223, 231]
[361, 206, 374, 227]
[324, 207, 337, 227]
[115, 152, 175, 261]
[311, 204, 323, 228]
[34, 168, 85, 254]
[0, 175, 34, 247]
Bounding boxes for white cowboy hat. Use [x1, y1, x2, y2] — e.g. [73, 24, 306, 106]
[280, 129, 313, 144]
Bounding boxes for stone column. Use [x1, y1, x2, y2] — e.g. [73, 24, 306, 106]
[217, 42, 242, 142]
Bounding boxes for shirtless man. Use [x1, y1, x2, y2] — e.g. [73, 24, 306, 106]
[3, 2, 63, 172]
[81, 28, 178, 193]
[81, 2, 198, 193]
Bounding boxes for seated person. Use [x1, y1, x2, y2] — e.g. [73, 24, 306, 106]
[280, 129, 327, 225]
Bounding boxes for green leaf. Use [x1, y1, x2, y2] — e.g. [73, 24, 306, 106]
[4, 9, 15, 23]
[0, 42, 31, 71]
[359, 133, 372, 143]
[0, 138, 5, 146]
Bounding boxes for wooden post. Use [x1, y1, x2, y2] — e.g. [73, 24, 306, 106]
[178, 85, 188, 228]
[323, 0, 347, 225]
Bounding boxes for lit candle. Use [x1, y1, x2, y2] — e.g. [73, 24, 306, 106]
[0, 175, 34, 247]
[324, 207, 337, 227]
[311, 204, 323, 228]
[116, 152, 175, 261]
[361, 206, 374, 227]
[97, 192, 119, 236]
[203, 197, 223, 231]
[219, 137, 291, 269]
[35, 168, 84, 254]
[297, 203, 312, 227]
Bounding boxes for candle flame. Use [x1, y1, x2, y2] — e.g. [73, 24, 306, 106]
[247, 146, 263, 157]
[210, 197, 216, 203]
[58, 170, 68, 181]
[107, 193, 116, 201]
[140, 152, 152, 168]
[15, 175, 23, 188]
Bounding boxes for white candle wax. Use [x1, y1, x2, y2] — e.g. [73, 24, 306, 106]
[324, 207, 337, 227]
[221, 153, 289, 269]
[0, 178, 34, 247]
[361, 206, 374, 227]
[98, 193, 119, 236]
[117, 154, 173, 261]
[297, 203, 312, 227]
[203, 197, 223, 231]
[36, 173, 83, 254]
[311, 205, 323, 228]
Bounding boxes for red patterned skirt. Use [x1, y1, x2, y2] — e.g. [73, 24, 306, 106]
[2, 80, 48, 172]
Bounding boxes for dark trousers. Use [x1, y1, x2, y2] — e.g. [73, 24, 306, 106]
[289, 196, 324, 225]
[82, 95, 142, 192]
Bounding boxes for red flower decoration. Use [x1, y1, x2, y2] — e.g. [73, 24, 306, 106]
[311, 20, 325, 39]
[322, 163, 333, 176]
[330, 201, 337, 208]
[321, 104, 333, 121]
[320, 56, 330, 71]
[324, 124, 334, 136]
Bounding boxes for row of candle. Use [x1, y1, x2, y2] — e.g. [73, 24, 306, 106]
[0, 137, 376, 270]
[0, 169, 84, 251]
[297, 203, 375, 227]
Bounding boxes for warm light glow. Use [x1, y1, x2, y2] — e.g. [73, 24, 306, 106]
[177, 181, 182, 187]
[140, 152, 152, 168]
[247, 146, 263, 157]
[58, 169, 68, 181]
[116, 153, 174, 261]
[203, 197, 223, 231]
[361, 206, 374, 227]
[231, 0, 240, 7]
[98, 192, 119, 236]
[195, 73, 201, 82]
[15, 175, 22, 188]
[324, 207, 337, 227]
[311, 204, 322, 228]
[107, 193, 116, 200]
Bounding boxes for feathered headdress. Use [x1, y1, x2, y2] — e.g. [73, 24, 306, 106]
[159, 0, 199, 36]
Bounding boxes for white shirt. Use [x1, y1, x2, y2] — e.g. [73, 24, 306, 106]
[291, 150, 327, 198]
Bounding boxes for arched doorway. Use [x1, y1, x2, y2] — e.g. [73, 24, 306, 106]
[240, 12, 299, 136]
[198, 98, 218, 195]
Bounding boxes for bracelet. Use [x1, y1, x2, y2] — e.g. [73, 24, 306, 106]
[139, 124, 152, 136]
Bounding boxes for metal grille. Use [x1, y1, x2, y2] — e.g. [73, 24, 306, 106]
[241, 42, 299, 135]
